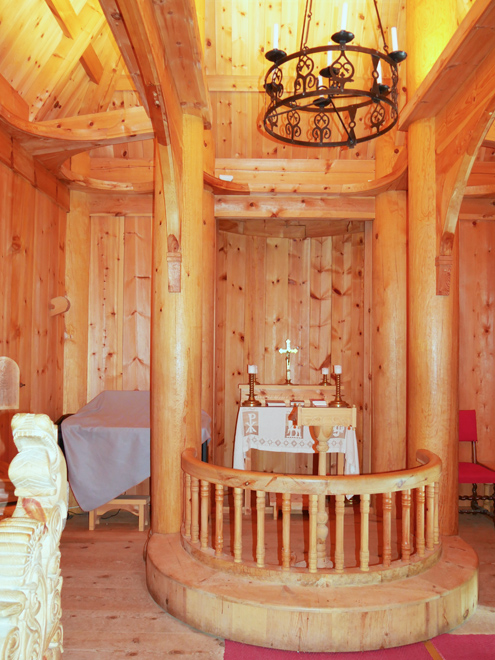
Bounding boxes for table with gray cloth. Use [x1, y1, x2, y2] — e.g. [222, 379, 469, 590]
[61, 390, 211, 512]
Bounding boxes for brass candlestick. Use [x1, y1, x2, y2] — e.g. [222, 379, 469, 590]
[319, 372, 329, 386]
[242, 373, 262, 407]
[328, 372, 350, 408]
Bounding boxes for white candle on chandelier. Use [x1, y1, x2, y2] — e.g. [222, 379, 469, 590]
[273, 23, 279, 50]
[340, 3, 348, 31]
[377, 60, 382, 84]
[318, 75, 323, 88]
[391, 26, 398, 52]
[334, 365, 342, 374]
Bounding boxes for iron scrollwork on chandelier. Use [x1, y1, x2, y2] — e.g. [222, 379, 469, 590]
[263, 0, 407, 149]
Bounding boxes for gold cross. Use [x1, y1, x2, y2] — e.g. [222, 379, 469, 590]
[279, 339, 298, 384]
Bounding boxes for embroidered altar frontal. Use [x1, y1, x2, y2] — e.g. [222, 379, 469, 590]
[233, 406, 359, 474]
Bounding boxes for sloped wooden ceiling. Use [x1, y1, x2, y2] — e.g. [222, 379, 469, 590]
[0, 0, 493, 222]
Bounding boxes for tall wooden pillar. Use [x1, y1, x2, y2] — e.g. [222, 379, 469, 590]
[151, 114, 204, 535]
[406, 0, 459, 535]
[202, 133, 216, 454]
[371, 132, 407, 475]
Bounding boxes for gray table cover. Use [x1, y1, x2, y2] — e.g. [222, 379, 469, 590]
[61, 390, 211, 512]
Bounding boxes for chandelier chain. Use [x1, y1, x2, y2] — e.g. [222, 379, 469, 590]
[373, 0, 389, 52]
[300, 0, 313, 52]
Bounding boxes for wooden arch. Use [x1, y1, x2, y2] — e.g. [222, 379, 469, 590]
[400, 0, 495, 295]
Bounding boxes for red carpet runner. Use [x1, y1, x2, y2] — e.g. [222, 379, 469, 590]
[225, 635, 495, 659]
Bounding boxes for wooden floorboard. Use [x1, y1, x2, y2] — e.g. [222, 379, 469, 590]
[59, 508, 495, 657]
[60, 512, 225, 659]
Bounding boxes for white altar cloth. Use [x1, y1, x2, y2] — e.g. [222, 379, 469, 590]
[62, 390, 211, 512]
[233, 406, 359, 475]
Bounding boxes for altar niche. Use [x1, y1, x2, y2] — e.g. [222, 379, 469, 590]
[215, 229, 368, 473]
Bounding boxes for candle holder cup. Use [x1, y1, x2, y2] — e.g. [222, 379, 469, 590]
[243, 373, 262, 407]
[328, 373, 350, 408]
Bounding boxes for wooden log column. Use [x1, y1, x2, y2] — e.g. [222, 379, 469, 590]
[372, 132, 407, 476]
[151, 114, 204, 535]
[202, 133, 216, 454]
[406, 0, 459, 536]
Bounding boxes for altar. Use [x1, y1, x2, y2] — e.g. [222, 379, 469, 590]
[233, 405, 359, 476]
[235, 381, 360, 479]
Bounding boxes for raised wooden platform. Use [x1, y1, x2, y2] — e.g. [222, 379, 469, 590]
[146, 532, 478, 652]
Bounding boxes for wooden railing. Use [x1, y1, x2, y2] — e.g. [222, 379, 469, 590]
[181, 449, 442, 585]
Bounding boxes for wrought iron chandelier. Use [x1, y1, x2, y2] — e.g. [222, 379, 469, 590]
[263, 0, 407, 149]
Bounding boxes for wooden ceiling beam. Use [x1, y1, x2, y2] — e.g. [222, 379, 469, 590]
[99, 0, 182, 164]
[0, 104, 153, 171]
[215, 195, 375, 222]
[44, 0, 104, 84]
[218, 219, 365, 239]
[97, 0, 149, 112]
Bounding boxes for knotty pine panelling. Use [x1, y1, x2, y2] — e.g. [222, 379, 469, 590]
[86, 216, 151, 401]
[0, 161, 66, 461]
[459, 219, 495, 470]
[214, 230, 366, 470]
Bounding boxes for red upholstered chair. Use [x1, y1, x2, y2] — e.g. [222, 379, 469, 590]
[458, 410, 495, 521]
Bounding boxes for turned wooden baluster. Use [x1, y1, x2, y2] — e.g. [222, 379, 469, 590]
[233, 487, 243, 563]
[191, 477, 199, 543]
[282, 493, 291, 570]
[382, 492, 392, 567]
[434, 482, 440, 546]
[426, 483, 435, 551]
[215, 484, 224, 557]
[416, 485, 425, 557]
[256, 490, 265, 567]
[308, 494, 318, 573]
[315, 427, 330, 567]
[200, 480, 209, 549]
[359, 494, 370, 572]
[334, 494, 345, 573]
[401, 489, 411, 562]
[184, 473, 192, 538]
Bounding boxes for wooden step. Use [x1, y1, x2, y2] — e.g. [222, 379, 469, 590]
[146, 533, 478, 653]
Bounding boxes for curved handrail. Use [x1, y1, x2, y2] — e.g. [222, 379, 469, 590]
[181, 447, 442, 583]
[181, 447, 441, 496]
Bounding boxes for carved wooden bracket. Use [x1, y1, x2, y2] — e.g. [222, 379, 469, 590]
[167, 234, 181, 293]
[435, 255, 453, 296]
[50, 295, 71, 316]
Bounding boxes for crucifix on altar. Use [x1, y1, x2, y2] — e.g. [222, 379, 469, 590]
[278, 339, 298, 384]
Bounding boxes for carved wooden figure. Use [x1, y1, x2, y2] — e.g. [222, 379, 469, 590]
[0, 414, 67, 660]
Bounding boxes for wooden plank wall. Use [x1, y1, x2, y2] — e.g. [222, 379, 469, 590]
[459, 219, 495, 470]
[0, 161, 66, 461]
[85, 215, 152, 402]
[214, 230, 366, 471]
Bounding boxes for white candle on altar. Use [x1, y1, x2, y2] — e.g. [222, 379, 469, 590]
[391, 26, 398, 52]
[322, 367, 329, 375]
[334, 365, 342, 374]
[248, 365, 256, 374]
[340, 3, 348, 31]
[273, 23, 279, 50]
